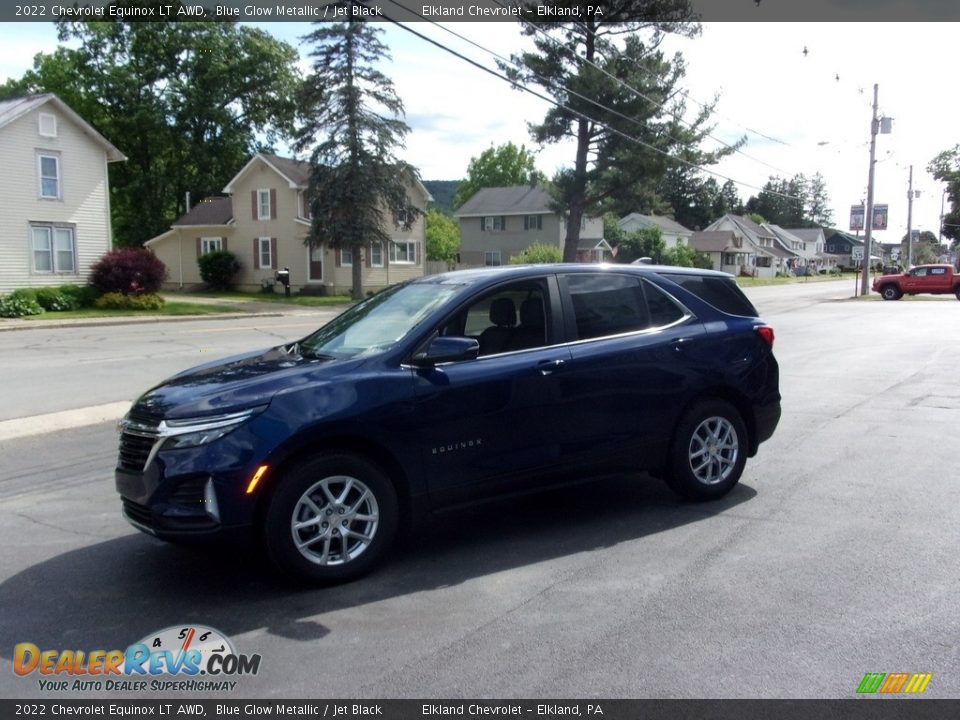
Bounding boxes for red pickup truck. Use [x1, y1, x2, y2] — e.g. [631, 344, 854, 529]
[872, 264, 960, 300]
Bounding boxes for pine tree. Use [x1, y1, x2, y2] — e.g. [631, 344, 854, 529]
[295, 11, 421, 299]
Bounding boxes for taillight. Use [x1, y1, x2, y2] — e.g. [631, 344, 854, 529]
[756, 325, 775, 347]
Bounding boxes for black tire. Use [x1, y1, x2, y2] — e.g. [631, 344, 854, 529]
[955, 287, 960, 301]
[263, 453, 399, 584]
[666, 399, 748, 501]
[880, 285, 902, 301]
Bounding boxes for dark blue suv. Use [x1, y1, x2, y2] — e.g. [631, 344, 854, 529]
[116, 265, 780, 583]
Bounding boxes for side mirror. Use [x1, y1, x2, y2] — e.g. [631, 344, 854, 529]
[411, 337, 479, 367]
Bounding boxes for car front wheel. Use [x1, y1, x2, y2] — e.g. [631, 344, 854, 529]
[880, 285, 902, 301]
[263, 453, 399, 584]
[666, 400, 748, 501]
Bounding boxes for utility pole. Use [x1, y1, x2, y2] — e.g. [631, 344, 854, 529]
[861, 84, 879, 297]
[906, 165, 914, 269]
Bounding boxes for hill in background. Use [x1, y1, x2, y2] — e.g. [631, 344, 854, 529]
[423, 180, 460, 215]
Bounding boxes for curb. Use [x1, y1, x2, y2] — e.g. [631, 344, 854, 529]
[0, 311, 286, 332]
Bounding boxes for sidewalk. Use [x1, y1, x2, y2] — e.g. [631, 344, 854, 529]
[0, 295, 347, 332]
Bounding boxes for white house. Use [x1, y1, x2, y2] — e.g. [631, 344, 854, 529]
[0, 94, 125, 294]
[618, 213, 693, 249]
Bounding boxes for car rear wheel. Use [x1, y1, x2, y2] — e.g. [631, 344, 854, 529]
[666, 400, 747, 501]
[263, 454, 399, 584]
[880, 285, 902, 301]
[954, 287, 960, 301]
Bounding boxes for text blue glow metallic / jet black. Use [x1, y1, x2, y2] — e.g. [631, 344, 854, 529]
[116, 265, 780, 583]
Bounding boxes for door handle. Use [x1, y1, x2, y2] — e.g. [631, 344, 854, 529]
[670, 338, 692, 353]
[537, 359, 566, 376]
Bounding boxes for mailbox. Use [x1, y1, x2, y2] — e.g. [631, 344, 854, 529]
[275, 267, 291, 297]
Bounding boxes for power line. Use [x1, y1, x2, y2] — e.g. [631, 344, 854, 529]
[380, 8, 801, 200]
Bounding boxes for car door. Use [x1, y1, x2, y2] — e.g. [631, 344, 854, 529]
[901, 267, 928, 292]
[409, 276, 574, 507]
[556, 272, 706, 474]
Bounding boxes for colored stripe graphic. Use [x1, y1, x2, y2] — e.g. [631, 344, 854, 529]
[903, 673, 933, 694]
[857, 673, 885, 693]
[879, 673, 909, 693]
[857, 672, 932, 694]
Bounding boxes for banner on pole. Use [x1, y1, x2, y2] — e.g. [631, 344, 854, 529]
[872, 204, 888, 231]
[850, 205, 865, 231]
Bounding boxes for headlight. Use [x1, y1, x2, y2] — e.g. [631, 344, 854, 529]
[159, 406, 266, 449]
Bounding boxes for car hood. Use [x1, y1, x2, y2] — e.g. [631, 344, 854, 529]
[131, 345, 361, 420]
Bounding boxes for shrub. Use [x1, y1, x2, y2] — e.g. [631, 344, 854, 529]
[0, 293, 44, 318]
[35, 287, 78, 311]
[509, 242, 563, 265]
[59, 284, 101, 308]
[94, 292, 165, 310]
[197, 251, 241, 290]
[90, 247, 168, 295]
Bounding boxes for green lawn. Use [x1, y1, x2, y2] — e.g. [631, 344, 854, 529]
[171, 291, 354, 307]
[735, 273, 855, 287]
[22, 301, 240, 320]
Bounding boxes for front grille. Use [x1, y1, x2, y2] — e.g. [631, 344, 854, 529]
[122, 498, 154, 529]
[118, 431, 157, 473]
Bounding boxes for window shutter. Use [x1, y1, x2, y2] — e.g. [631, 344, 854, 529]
[480, 217, 485, 232]
[222, 237, 228, 252]
[270, 189, 277, 219]
[413, 242, 419, 265]
[251, 191, 257, 220]
[253, 238, 260, 269]
[365, 243, 372, 268]
[196, 237, 201, 257]
[271, 238, 277, 270]
[383, 242, 390, 267]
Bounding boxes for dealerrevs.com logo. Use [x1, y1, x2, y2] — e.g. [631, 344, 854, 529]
[14, 625, 261, 692]
[856, 673, 933, 695]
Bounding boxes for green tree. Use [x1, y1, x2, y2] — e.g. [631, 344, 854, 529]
[453, 142, 542, 209]
[927, 146, 960, 245]
[3, 12, 300, 246]
[295, 13, 421, 300]
[509, 242, 563, 264]
[425, 209, 461, 266]
[612, 223, 667, 264]
[806, 172, 833, 227]
[505, 4, 737, 262]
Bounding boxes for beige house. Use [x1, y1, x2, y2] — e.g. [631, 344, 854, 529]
[147, 153, 431, 295]
[0, 94, 125, 294]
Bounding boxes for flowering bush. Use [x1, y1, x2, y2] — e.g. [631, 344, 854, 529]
[89, 247, 168, 295]
[94, 292, 165, 310]
[0, 293, 44, 318]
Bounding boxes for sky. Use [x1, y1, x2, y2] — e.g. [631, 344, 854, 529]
[1, 19, 956, 244]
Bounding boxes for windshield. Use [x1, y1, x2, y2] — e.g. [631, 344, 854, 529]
[299, 282, 461, 359]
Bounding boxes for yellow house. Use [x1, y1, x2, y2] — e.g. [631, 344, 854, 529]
[146, 153, 431, 295]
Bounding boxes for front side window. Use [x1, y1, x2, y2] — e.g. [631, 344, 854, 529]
[440, 279, 550, 357]
[910, 267, 928, 277]
[38, 153, 60, 199]
[31, 224, 75, 273]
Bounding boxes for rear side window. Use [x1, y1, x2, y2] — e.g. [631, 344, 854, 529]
[658, 273, 758, 317]
[564, 273, 685, 340]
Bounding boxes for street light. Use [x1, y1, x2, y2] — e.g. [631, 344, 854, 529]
[860, 84, 892, 297]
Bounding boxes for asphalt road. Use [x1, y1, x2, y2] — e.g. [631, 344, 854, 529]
[1, 281, 958, 699]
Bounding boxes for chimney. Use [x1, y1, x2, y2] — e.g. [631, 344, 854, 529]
[529, 172, 537, 188]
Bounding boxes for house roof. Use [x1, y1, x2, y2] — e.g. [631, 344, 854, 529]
[0, 93, 125, 162]
[784, 228, 825, 243]
[223, 152, 433, 200]
[455, 185, 554, 217]
[689, 231, 739, 253]
[823, 228, 864, 246]
[766, 224, 814, 258]
[619, 212, 692, 235]
[171, 196, 234, 227]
